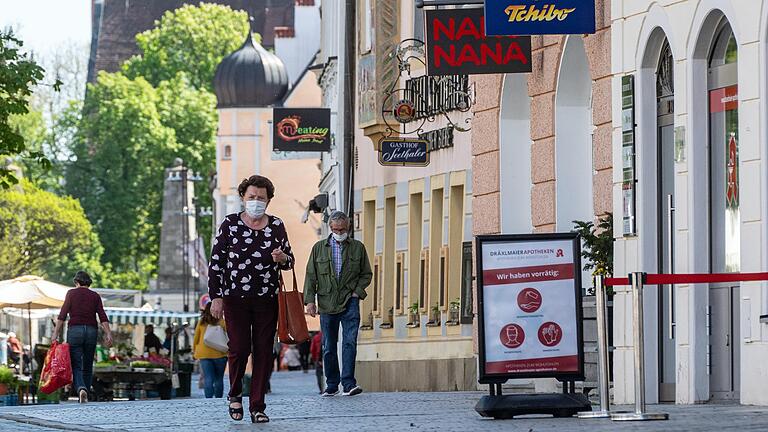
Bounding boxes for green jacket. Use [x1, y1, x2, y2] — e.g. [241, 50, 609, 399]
[304, 236, 373, 314]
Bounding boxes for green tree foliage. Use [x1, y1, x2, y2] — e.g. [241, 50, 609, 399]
[66, 73, 175, 282]
[66, 71, 217, 288]
[573, 213, 615, 280]
[0, 180, 103, 285]
[122, 3, 251, 91]
[0, 30, 58, 189]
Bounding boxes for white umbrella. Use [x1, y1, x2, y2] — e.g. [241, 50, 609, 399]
[0, 275, 72, 309]
[0, 276, 74, 365]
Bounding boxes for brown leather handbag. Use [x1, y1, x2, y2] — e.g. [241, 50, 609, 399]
[277, 268, 310, 344]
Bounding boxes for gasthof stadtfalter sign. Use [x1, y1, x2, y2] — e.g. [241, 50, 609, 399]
[425, 7, 532, 76]
[273, 108, 331, 152]
[378, 138, 429, 167]
[484, 0, 596, 36]
[475, 233, 585, 382]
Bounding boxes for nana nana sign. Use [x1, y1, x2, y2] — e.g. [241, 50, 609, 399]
[426, 7, 532, 76]
[273, 108, 331, 152]
[484, 0, 596, 36]
[378, 138, 430, 167]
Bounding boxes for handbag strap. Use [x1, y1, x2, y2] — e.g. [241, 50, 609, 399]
[278, 268, 299, 293]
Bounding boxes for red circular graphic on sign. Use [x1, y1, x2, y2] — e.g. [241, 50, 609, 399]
[538, 321, 563, 347]
[517, 287, 542, 313]
[499, 324, 525, 349]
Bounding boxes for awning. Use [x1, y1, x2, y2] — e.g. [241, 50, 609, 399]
[105, 308, 199, 328]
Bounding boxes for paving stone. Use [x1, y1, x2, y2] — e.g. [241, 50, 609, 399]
[0, 371, 767, 431]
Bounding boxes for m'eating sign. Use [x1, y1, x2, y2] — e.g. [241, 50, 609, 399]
[425, 7, 532, 76]
[475, 232, 585, 382]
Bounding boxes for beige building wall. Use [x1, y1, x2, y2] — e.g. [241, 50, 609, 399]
[351, 0, 476, 392]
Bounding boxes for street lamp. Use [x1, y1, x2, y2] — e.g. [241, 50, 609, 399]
[169, 163, 205, 312]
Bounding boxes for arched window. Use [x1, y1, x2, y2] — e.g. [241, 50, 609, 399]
[707, 18, 739, 273]
[223, 145, 232, 160]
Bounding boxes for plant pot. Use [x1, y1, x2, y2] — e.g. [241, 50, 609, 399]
[448, 307, 460, 324]
[0, 383, 8, 396]
[407, 312, 420, 327]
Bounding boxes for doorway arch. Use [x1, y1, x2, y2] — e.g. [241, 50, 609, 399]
[555, 36, 593, 232]
[499, 73, 532, 234]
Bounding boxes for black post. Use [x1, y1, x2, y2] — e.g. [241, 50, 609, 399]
[181, 166, 189, 312]
[343, 0, 356, 235]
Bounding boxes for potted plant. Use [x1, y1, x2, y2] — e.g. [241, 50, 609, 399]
[573, 213, 615, 295]
[0, 365, 16, 396]
[447, 298, 461, 325]
[360, 312, 374, 330]
[407, 302, 420, 328]
[379, 307, 394, 329]
[426, 303, 441, 327]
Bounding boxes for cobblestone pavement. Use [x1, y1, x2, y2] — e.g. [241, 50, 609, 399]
[1, 371, 767, 431]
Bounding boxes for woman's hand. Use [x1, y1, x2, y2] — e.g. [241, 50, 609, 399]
[271, 247, 288, 264]
[103, 333, 113, 348]
[211, 298, 224, 320]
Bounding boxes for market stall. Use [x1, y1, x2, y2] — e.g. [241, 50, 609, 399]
[93, 307, 199, 400]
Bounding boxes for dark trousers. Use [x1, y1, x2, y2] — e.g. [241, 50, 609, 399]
[223, 297, 278, 413]
[67, 325, 98, 393]
[320, 297, 360, 392]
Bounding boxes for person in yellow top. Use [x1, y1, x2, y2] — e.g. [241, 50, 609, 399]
[194, 301, 228, 398]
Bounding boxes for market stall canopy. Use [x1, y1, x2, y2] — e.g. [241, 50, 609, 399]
[0, 275, 72, 308]
[106, 307, 200, 327]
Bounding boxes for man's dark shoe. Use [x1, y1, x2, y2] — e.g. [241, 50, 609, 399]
[342, 386, 363, 396]
[321, 388, 339, 397]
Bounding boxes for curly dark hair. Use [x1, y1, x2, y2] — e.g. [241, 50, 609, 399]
[237, 175, 275, 199]
[73, 271, 92, 287]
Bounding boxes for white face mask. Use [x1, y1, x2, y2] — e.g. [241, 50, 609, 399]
[244, 200, 267, 218]
[332, 232, 348, 242]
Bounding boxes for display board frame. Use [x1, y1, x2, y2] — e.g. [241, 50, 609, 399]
[475, 232, 585, 384]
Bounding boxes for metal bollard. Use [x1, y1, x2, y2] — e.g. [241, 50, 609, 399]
[578, 275, 612, 418]
[611, 272, 669, 421]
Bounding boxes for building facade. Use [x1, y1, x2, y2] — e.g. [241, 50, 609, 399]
[348, 0, 476, 392]
[470, 3, 613, 391]
[612, 0, 768, 406]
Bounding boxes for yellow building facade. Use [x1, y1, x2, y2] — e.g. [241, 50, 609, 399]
[351, 0, 476, 392]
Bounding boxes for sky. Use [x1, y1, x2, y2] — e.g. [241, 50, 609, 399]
[1, 0, 91, 56]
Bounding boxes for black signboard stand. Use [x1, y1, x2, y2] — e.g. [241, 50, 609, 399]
[474, 233, 591, 419]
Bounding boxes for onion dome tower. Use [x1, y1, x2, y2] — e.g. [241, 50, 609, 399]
[213, 25, 290, 108]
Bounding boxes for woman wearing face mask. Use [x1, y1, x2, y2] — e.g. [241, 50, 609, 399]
[208, 175, 294, 423]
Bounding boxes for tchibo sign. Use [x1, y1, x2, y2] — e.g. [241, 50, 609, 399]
[483, 0, 596, 36]
[425, 7, 532, 76]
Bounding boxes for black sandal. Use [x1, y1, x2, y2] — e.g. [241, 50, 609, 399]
[250, 411, 269, 423]
[228, 396, 244, 421]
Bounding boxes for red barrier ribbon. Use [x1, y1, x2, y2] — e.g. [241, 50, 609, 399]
[605, 272, 768, 286]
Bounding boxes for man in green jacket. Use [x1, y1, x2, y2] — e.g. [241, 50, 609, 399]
[305, 211, 372, 397]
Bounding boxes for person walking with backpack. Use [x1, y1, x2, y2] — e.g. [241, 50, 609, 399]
[193, 301, 228, 398]
[304, 211, 372, 397]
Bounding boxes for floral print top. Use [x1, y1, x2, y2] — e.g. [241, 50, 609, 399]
[208, 213, 294, 300]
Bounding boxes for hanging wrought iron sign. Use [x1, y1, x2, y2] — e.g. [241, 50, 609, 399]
[378, 138, 430, 167]
[379, 38, 476, 140]
[483, 0, 596, 36]
[425, 7, 532, 76]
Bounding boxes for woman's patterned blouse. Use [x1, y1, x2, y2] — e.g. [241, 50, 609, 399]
[208, 213, 294, 299]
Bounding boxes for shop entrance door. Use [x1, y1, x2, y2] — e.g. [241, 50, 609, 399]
[707, 21, 740, 401]
[656, 40, 676, 403]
